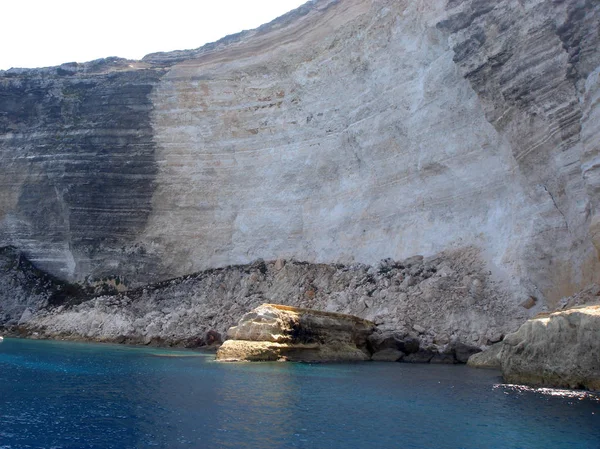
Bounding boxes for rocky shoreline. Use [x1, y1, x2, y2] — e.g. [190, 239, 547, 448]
[470, 305, 600, 391]
[216, 303, 482, 363]
[0, 246, 525, 354]
[3, 245, 600, 389]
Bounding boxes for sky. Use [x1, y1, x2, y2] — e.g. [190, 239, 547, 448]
[0, 0, 308, 70]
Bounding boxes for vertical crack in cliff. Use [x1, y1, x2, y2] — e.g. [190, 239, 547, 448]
[542, 184, 570, 233]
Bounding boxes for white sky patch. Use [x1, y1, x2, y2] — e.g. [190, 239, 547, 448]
[1, 0, 308, 70]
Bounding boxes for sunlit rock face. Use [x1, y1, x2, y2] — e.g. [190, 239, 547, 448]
[500, 305, 600, 390]
[216, 303, 375, 362]
[0, 0, 599, 312]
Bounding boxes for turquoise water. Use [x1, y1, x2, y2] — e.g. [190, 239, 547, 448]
[0, 338, 599, 449]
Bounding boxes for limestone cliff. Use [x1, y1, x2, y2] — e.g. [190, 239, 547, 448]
[1, 0, 600, 343]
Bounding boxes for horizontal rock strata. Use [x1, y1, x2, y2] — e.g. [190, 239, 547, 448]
[0, 0, 598, 315]
[216, 304, 375, 362]
[499, 306, 600, 390]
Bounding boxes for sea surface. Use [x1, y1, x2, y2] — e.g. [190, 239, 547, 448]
[0, 338, 598, 449]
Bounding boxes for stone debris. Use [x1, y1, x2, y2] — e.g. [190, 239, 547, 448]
[1, 247, 525, 354]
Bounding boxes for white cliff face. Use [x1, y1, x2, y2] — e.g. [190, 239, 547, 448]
[0, 0, 599, 316]
[145, 1, 520, 279]
[147, 0, 503, 275]
[140, 0, 600, 307]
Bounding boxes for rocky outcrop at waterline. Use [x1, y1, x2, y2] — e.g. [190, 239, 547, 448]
[215, 303, 481, 363]
[468, 303, 600, 390]
[466, 342, 503, 370]
[1, 247, 522, 353]
[216, 304, 375, 362]
[499, 306, 600, 391]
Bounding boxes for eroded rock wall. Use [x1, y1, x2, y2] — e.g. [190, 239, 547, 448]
[0, 246, 77, 326]
[0, 0, 599, 315]
[10, 248, 525, 349]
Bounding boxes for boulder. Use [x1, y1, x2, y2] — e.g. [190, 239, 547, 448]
[217, 304, 375, 362]
[204, 329, 222, 346]
[500, 306, 600, 390]
[452, 342, 482, 364]
[404, 350, 435, 363]
[430, 352, 456, 364]
[367, 330, 420, 355]
[467, 343, 503, 369]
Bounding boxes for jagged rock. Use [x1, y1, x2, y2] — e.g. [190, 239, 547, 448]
[0, 247, 78, 326]
[204, 329, 222, 346]
[10, 252, 524, 350]
[402, 256, 424, 268]
[430, 352, 456, 364]
[18, 308, 33, 325]
[467, 343, 503, 370]
[404, 350, 435, 364]
[486, 332, 504, 345]
[216, 304, 375, 362]
[413, 325, 427, 334]
[520, 297, 537, 310]
[452, 342, 482, 364]
[367, 331, 419, 355]
[500, 306, 600, 390]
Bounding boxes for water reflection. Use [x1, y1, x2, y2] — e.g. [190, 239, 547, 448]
[210, 363, 300, 449]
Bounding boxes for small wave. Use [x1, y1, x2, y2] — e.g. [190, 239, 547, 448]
[494, 383, 600, 401]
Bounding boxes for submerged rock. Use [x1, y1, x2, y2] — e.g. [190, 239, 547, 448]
[500, 306, 600, 390]
[371, 348, 405, 362]
[216, 304, 375, 362]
